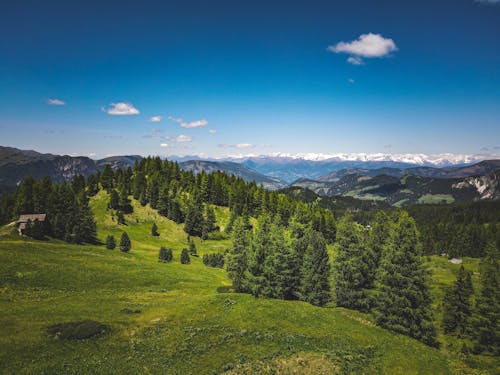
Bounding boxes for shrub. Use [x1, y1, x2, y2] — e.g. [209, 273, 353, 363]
[47, 320, 107, 340]
[158, 247, 173, 262]
[202, 253, 225, 268]
[151, 223, 159, 237]
[120, 232, 131, 252]
[105, 235, 116, 250]
[181, 248, 190, 264]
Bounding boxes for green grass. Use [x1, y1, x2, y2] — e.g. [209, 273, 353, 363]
[0, 192, 497, 374]
[417, 194, 455, 204]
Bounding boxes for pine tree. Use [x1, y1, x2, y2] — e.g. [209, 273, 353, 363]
[119, 186, 133, 214]
[470, 241, 499, 355]
[442, 265, 474, 336]
[106, 235, 116, 250]
[158, 247, 173, 262]
[184, 198, 204, 237]
[300, 228, 331, 306]
[189, 241, 197, 256]
[181, 248, 190, 264]
[120, 232, 131, 252]
[108, 190, 119, 209]
[151, 223, 159, 237]
[367, 211, 393, 284]
[333, 214, 373, 311]
[247, 214, 273, 297]
[226, 217, 250, 293]
[376, 211, 439, 348]
[117, 211, 125, 225]
[100, 164, 114, 190]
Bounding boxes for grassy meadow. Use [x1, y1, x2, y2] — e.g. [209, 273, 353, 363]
[0, 191, 498, 374]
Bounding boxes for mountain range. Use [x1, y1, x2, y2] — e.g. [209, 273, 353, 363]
[0, 146, 499, 205]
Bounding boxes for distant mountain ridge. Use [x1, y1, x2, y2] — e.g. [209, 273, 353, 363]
[1, 146, 499, 204]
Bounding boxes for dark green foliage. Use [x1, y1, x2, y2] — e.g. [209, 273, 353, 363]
[47, 320, 107, 340]
[184, 198, 204, 237]
[151, 223, 159, 237]
[119, 232, 131, 252]
[100, 164, 114, 190]
[470, 241, 500, 355]
[299, 228, 331, 306]
[203, 253, 225, 268]
[158, 247, 173, 262]
[116, 211, 125, 225]
[180, 248, 190, 264]
[118, 187, 133, 214]
[226, 217, 250, 292]
[442, 265, 474, 336]
[24, 219, 45, 240]
[105, 235, 116, 250]
[189, 241, 197, 256]
[375, 211, 439, 348]
[108, 190, 119, 209]
[333, 214, 373, 311]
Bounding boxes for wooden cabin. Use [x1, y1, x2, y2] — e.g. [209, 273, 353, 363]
[17, 214, 47, 235]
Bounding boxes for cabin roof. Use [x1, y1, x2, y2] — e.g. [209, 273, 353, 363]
[17, 214, 47, 223]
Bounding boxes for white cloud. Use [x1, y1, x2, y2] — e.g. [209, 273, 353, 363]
[176, 134, 192, 142]
[347, 56, 364, 65]
[150, 116, 162, 122]
[47, 98, 65, 106]
[208, 129, 217, 134]
[348, 78, 355, 84]
[168, 116, 208, 128]
[102, 102, 140, 115]
[476, 0, 499, 4]
[328, 33, 397, 65]
[160, 143, 169, 148]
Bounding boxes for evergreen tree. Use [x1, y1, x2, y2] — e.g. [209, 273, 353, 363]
[189, 241, 197, 256]
[247, 214, 273, 297]
[120, 232, 131, 252]
[100, 164, 114, 190]
[151, 223, 159, 237]
[442, 265, 474, 336]
[226, 217, 250, 292]
[119, 186, 133, 214]
[184, 198, 204, 237]
[376, 211, 439, 348]
[106, 235, 116, 250]
[108, 190, 119, 209]
[470, 241, 499, 355]
[333, 214, 373, 311]
[117, 210, 125, 225]
[300, 228, 331, 306]
[367, 211, 393, 284]
[180, 248, 190, 264]
[158, 247, 173, 262]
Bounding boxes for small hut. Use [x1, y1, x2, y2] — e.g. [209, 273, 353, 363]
[17, 214, 47, 235]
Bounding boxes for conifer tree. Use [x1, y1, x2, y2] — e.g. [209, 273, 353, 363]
[300, 228, 331, 306]
[333, 214, 373, 311]
[108, 190, 119, 209]
[442, 265, 474, 336]
[106, 235, 116, 250]
[120, 232, 131, 252]
[117, 210, 125, 225]
[184, 198, 204, 237]
[367, 211, 393, 283]
[158, 247, 173, 262]
[119, 186, 133, 213]
[189, 240, 197, 256]
[247, 214, 273, 297]
[100, 164, 114, 190]
[470, 241, 499, 355]
[376, 211, 438, 347]
[151, 223, 159, 237]
[226, 217, 250, 292]
[181, 248, 190, 264]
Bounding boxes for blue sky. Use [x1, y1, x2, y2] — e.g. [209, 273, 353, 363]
[0, 0, 499, 158]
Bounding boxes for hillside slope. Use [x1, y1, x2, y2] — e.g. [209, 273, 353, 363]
[0, 192, 480, 374]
